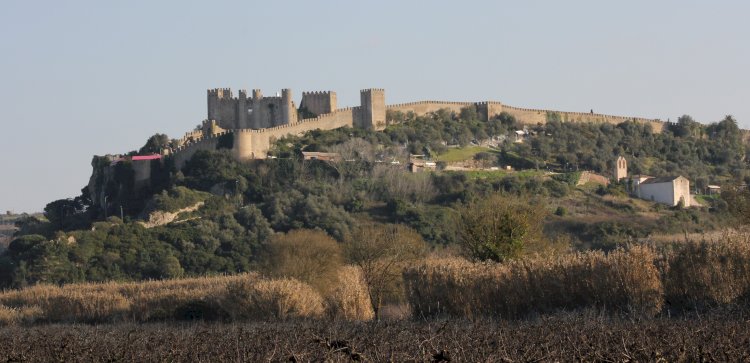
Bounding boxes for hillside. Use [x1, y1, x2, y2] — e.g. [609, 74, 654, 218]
[2, 107, 749, 288]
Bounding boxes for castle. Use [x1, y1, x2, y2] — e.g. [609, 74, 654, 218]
[167, 87, 668, 169]
[89, 87, 750, 213]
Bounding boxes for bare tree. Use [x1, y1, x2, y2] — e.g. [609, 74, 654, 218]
[345, 224, 427, 319]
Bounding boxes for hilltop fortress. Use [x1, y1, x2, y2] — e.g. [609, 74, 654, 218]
[167, 87, 668, 169]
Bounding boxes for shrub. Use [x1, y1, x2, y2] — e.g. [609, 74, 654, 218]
[257, 229, 343, 294]
[404, 245, 663, 319]
[458, 194, 548, 262]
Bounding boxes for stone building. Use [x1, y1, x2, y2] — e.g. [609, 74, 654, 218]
[636, 176, 691, 207]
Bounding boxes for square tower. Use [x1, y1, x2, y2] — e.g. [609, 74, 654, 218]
[357, 89, 386, 131]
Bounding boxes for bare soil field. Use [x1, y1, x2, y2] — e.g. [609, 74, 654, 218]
[1, 314, 748, 362]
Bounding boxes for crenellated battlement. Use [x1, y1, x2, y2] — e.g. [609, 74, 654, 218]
[207, 88, 233, 99]
[302, 90, 333, 96]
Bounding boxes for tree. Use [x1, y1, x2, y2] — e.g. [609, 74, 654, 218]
[722, 186, 750, 225]
[458, 194, 548, 262]
[345, 224, 426, 319]
[257, 229, 343, 294]
[139, 133, 170, 154]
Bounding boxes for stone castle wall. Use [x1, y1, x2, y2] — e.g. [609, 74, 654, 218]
[386, 100, 663, 132]
[234, 108, 356, 159]
[132, 159, 153, 189]
[172, 88, 716, 168]
[387, 100, 476, 119]
[499, 104, 664, 132]
[172, 131, 226, 169]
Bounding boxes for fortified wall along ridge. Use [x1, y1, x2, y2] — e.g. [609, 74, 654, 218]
[167, 87, 670, 169]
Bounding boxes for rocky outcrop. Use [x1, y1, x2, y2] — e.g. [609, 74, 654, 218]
[138, 202, 204, 228]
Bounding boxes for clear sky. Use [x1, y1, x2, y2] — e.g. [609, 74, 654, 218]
[1, 0, 748, 213]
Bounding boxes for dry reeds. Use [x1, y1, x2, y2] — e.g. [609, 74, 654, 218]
[404, 245, 664, 319]
[325, 266, 375, 321]
[662, 233, 750, 311]
[221, 277, 325, 320]
[0, 305, 42, 326]
[0, 267, 375, 324]
[0, 274, 257, 323]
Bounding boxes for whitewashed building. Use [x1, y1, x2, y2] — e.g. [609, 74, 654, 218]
[637, 176, 691, 207]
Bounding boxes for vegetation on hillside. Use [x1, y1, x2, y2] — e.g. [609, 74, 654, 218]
[1, 106, 748, 290]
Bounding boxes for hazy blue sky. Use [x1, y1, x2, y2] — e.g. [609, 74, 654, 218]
[1, 0, 748, 213]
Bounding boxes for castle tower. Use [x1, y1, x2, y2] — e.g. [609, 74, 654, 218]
[613, 156, 627, 181]
[281, 88, 295, 125]
[237, 89, 248, 129]
[358, 89, 386, 130]
[300, 91, 338, 117]
[207, 88, 222, 121]
[207, 88, 237, 129]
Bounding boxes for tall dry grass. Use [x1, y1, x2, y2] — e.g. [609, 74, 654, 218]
[0, 274, 256, 323]
[325, 266, 375, 321]
[404, 245, 664, 319]
[221, 277, 325, 320]
[0, 305, 42, 326]
[0, 267, 375, 324]
[662, 233, 750, 311]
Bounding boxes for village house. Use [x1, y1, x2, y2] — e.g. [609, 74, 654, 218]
[301, 151, 341, 162]
[706, 185, 721, 195]
[408, 154, 437, 173]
